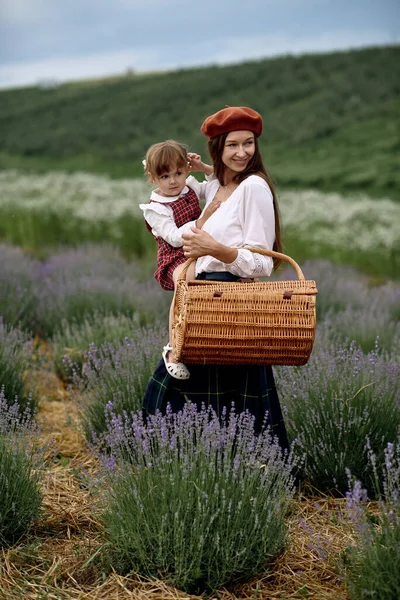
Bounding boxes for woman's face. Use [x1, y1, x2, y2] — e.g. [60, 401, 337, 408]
[221, 130, 255, 174]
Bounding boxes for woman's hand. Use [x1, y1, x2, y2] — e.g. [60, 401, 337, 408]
[182, 228, 217, 258]
[182, 227, 238, 264]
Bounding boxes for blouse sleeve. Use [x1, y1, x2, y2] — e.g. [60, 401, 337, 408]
[186, 174, 215, 200]
[139, 203, 197, 248]
[224, 179, 275, 277]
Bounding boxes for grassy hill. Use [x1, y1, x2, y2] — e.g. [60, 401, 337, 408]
[0, 45, 399, 198]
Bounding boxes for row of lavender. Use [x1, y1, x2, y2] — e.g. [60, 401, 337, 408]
[1, 242, 399, 596]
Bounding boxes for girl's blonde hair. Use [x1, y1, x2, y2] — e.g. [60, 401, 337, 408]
[143, 140, 189, 179]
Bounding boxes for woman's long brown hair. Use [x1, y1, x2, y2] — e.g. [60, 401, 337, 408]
[208, 133, 282, 270]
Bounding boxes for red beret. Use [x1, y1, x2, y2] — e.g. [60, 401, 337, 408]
[201, 106, 263, 139]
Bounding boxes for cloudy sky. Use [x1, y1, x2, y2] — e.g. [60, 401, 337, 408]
[0, 0, 398, 89]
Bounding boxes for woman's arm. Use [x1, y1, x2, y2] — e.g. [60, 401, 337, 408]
[239, 180, 275, 248]
[182, 178, 275, 276]
[232, 179, 275, 276]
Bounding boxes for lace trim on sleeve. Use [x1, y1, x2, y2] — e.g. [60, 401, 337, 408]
[252, 252, 264, 276]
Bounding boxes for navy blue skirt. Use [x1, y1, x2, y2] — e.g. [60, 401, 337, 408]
[142, 271, 289, 450]
[143, 360, 289, 449]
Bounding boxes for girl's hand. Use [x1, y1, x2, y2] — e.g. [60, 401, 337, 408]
[187, 152, 213, 175]
[187, 152, 203, 171]
[196, 199, 221, 228]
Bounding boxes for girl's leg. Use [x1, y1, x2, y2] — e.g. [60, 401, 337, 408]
[167, 294, 176, 361]
[184, 260, 196, 282]
[161, 261, 195, 380]
[167, 261, 195, 360]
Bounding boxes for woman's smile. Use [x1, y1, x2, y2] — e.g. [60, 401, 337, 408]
[221, 130, 255, 173]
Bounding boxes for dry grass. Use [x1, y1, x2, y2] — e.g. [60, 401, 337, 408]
[0, 343, 355, 600]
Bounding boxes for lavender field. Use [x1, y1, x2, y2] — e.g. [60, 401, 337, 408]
[0, 171, 400, 598]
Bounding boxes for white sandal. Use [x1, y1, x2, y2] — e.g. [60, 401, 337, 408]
[162, 344, 190, 380]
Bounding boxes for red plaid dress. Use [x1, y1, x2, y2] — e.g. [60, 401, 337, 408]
[144, 187, 202, 291]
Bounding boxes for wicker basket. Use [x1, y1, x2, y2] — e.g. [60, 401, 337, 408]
[172, 248, 318, 366]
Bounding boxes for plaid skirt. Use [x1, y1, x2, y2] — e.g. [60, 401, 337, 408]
[143, 360, 289, 450]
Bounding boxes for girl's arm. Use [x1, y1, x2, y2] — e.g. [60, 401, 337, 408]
[140, 204, 197, 248]
[195, 198, 221, 229]
[188, 152, 213, 176]
[186, 153, 215, 200]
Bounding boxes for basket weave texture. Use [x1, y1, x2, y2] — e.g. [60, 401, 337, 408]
[172, 248, 318, 366]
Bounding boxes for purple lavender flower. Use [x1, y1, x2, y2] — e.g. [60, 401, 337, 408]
[33, 244, 169, 337]
[0, 390, 44, 545]
[0, 322, 36, 413]
[344, 437, 400, 598]
[72, 326, 167, 439]
[0, 244, 39, 331]
[276, 340, 400, 494]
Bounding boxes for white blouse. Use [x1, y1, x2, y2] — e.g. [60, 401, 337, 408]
[197, 175, 276, 278]
[140, 174, 276, 279]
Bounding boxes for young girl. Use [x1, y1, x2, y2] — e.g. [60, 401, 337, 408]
[139, 140, 220, 380]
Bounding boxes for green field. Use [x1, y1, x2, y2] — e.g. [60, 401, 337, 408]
[0, 45, 399, 198]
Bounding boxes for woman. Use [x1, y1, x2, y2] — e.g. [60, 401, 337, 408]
[143, 106, 288, 449]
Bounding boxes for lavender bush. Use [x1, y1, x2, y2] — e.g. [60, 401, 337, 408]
[0, 320, 36, 413]
[0, 243, 169, 339]
[0, 244, 39, 331]
[318, 283, 400, 355]
[97, 403, 294, 595]
[32, 244, 169, 338]
[276, 340, 400, 494]
[0, 391, 43, 545]
[344, 439, 400, 599]
[73, 326, 167, 438]
[53, 312, 141, 379]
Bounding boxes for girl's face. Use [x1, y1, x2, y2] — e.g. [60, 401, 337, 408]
[221, 130, 255, 175]
[153, 164, 190, 197]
